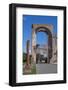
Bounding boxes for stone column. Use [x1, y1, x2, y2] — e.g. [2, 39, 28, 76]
[25, 40, 30, 69]
[47, 35, 52, 63]
[26, 40, 30, 65]
[50, 35, 57, 64]
[32, 28, 36, 63]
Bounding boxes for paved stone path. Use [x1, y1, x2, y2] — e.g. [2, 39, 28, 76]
[36, 64, 57, 74]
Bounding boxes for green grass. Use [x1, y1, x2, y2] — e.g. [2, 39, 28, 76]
[30, 65, 36, 74]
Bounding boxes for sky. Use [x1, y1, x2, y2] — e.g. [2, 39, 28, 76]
[22, 15, 57, 53]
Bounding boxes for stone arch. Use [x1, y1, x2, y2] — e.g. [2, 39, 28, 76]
[32, 24, 53, 63]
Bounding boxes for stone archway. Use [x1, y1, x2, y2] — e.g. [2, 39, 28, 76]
[32, 24, 53, 64]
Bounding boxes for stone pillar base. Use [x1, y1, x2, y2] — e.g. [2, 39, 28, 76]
[25, 64, 31, 69]
[24, 64, 31, 74]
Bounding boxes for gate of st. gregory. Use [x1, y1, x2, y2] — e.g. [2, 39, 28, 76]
[32, 24, 53, 63]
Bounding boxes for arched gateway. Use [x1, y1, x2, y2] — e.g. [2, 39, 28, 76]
[32, 24, 53, 63]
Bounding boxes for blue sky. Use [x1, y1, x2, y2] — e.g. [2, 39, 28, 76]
[22, 15, 57, 53]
